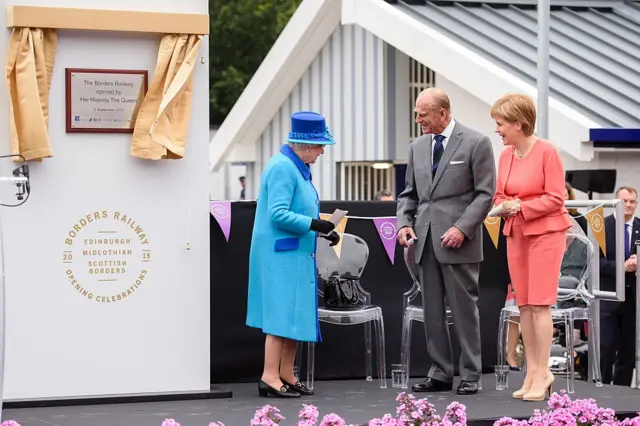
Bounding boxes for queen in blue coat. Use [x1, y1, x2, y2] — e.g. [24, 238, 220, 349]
[246, 111, 339, 399]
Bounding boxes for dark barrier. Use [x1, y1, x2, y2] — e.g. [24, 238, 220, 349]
[210, 201, 510, 384]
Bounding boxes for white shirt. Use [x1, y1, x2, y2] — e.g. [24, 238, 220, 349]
[625, 217, 634, 255]
[431, 118, 456, 163]
[615, 213, 637, 255]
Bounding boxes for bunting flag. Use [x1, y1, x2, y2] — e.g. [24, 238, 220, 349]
[210, 201, 231, 242]
[210, 203, 506, 258]
[320, 213, 349, 258]
[372, 218, 398, 264]
[483, 216, 501, 249]
[586, 205, 606, 256]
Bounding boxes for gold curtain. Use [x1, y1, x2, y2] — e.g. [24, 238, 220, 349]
[131, 34, 202, 160]
[6, 28, 57, 162]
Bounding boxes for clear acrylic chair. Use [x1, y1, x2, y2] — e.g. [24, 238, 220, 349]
[294, 233, 387, 390]
[496, 218, 603, 393]
[399, 242, 454, 389]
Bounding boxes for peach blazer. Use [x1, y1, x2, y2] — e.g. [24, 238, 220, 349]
[494, 139, 571, 237]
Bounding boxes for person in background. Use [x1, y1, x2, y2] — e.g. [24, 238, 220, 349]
[565, 182, 587, 233]
[375, 190, 394, 201]
[492, 93, 571, 401]
[246, 111, 340, 398]
[599, 186, 639, 386]
[239, 176, 246, 200]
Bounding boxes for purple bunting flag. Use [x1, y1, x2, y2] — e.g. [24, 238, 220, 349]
[373, 218, 397, 265]
[210, 201, 231, 242]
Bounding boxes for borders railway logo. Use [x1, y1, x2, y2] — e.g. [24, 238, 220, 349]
[62, 210, 152, 303]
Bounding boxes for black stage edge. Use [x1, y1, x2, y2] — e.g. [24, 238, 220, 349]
[211, 201, 510, 384]
[2, 386, 232, 409]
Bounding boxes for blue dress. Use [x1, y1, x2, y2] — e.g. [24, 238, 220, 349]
[246, 144, 321, 343]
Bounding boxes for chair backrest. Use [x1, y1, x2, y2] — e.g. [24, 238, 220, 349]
[558, 216, 595, 302]
[316, 232, 369, 281]
[404, 243, 420, 287]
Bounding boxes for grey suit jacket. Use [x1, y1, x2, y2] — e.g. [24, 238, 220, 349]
[396, 121, 496, 265]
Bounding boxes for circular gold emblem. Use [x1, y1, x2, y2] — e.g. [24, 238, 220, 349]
[62, 210, 151, 303]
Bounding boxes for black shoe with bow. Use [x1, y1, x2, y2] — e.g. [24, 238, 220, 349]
[258, 380, 300, 398]
[411, 377, 453, 393]
[281, 378, 314, 396]
[456, 380, 479, 395]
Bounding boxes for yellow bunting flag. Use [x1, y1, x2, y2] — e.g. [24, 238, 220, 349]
[484, 216, 501, 249]
[586, 206, 606, 256]
[320, 213, 349, 258]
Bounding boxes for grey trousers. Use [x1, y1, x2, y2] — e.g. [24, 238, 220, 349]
[418, 232, 482, 383]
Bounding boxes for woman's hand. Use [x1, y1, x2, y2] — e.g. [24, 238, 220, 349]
[322, 231, 341, 247]
[501, 199, 521, 217]
[310, 219, 335, 234]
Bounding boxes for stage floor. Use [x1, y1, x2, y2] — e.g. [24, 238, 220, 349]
[3, 374, 640, 426]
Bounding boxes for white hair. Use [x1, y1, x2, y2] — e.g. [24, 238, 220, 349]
[287, 142, 308, 151]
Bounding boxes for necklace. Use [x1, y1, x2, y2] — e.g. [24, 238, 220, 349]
[514, 141, 535, 158]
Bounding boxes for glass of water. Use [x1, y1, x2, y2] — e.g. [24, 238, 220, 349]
[391, 364, 408, 389]
[494, 365, 510, 390]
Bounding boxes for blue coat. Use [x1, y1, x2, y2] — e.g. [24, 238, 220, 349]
[246, 144, 321, 343]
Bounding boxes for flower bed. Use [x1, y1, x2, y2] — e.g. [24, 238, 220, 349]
[3, 390, 639, 426]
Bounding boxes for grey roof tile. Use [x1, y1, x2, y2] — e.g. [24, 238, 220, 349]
[394, 0, 640, 127]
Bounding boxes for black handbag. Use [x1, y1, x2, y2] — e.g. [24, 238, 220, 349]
[323, 275, 362, 310]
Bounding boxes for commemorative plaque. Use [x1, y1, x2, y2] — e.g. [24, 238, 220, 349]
[65, 68, 148, 133]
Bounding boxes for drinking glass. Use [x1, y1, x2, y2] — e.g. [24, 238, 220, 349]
[495, 365, 510, 390]
[391, 364, 408, 389]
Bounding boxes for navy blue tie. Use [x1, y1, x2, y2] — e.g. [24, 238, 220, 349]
[625, 223, 630, 260]
[432, 135, 445, 177]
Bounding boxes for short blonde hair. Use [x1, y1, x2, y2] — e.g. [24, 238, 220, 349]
[490, 93, 536, 137]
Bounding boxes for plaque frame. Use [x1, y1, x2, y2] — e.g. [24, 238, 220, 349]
[65, 68, 149, 133]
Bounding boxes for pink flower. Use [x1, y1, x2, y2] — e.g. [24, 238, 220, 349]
[369, 414, 398, 426]
[251, 404, 285, 426]
[0, 422, 22, 426]
[319, 413, 346, 426]
[161, 419, 181, 426]
[299, 404, 320, 426]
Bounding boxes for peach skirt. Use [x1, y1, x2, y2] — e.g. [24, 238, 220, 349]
[506, 224, 565, 306]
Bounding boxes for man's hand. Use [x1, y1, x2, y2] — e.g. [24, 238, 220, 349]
[397, 227, 417, 247]
[441, 226, 465, 249]
[625, 254, 637, 273]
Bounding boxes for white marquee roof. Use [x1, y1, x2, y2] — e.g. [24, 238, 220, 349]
[210, 0, 598, 171]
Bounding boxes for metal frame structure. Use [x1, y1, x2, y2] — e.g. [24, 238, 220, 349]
[561, 199, 626, 383]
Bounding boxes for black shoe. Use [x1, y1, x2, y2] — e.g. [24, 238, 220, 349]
[281, 378, 314, 396]
[411, 378, 453, 393]
[456, 380, 479, 395]
[258, 380, 300, 398]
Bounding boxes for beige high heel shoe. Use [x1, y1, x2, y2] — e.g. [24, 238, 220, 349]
[512, 375, 534, 399]
[512, 387, 529, 399]
[523, 373, 555, 401]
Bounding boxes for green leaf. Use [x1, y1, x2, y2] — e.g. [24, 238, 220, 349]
[209, 0, 302, 125]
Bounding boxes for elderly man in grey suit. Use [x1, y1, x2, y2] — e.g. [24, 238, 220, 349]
[396, 88, 496, 395]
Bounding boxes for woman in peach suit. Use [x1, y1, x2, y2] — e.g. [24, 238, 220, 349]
[491, 94, 571, 401]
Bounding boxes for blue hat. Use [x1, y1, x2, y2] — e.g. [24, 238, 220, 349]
[286, 111, 335, 145]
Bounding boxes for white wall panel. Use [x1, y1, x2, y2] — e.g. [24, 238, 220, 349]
[254, 25, 385, 200]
